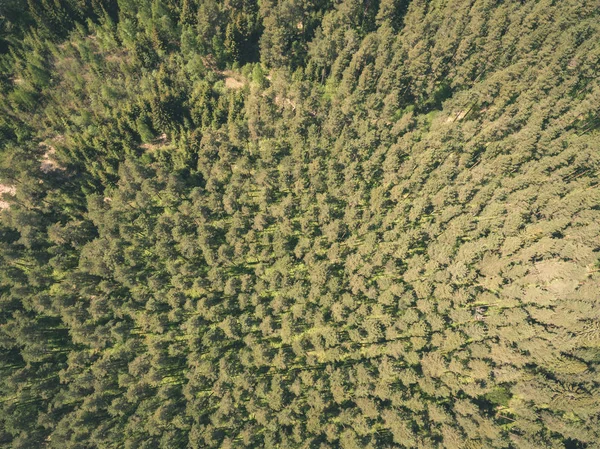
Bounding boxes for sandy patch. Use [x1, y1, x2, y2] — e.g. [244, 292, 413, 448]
[0, 184, 16, 210]
[225, 77, 245, 89]
[274, 95, 296, 111]
[446, 110, 468, 123]
[39, 144, 64, 173]
[219, 70, 246, 89]
[141, 133, 169, 150]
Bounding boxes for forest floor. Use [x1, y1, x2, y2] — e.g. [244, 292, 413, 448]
[40, 146, 62, 173]
[39, 136, 65, 173]
[140, 133, 170, 151]
[0, 184, 16, 210]
[221, 70, 245, 89]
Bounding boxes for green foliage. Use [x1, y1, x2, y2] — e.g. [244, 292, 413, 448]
[1, 1, 600, 448]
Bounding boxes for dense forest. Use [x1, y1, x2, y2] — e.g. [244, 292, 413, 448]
[0, 0, 599, 448]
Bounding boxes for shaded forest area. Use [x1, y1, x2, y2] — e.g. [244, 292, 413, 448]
[1, 0, 599, 448]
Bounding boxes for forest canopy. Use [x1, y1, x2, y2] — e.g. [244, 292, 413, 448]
[0, 0, 599, 448]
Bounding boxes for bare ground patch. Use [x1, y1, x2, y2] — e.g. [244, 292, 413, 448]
[141, 133, 170, 151]
[39, 137, 65, 173]
[219, 70, 246, 89]
[225, 77, 244, 89]
[0, 184, 16, 210]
